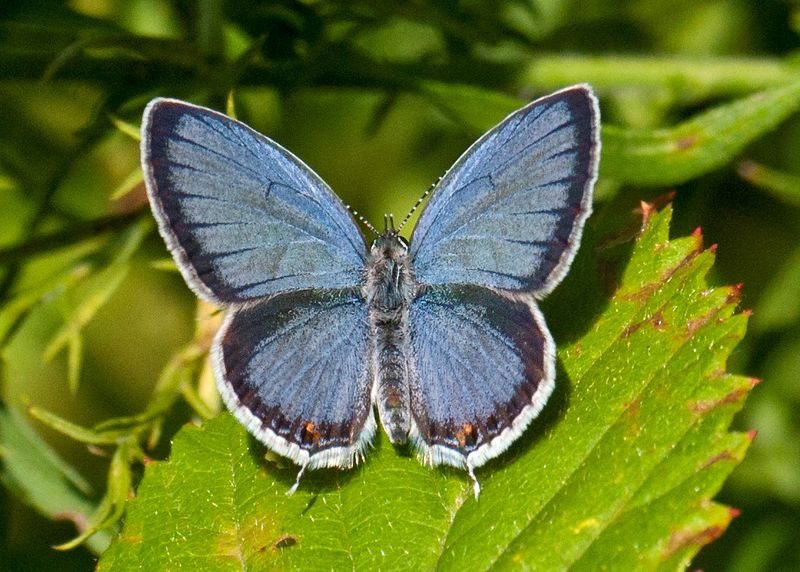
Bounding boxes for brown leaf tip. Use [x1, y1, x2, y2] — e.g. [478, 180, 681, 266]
[639, 200, 656, 226]
[725, 284, 743, 304]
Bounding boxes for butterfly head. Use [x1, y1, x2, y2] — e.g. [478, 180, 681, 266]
[370, 229, 409, 257]
[369, 214, 409, 256]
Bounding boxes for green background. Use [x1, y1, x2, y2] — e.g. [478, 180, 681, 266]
[1, 1, 799, 570]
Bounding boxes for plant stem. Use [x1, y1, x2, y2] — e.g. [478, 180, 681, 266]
[0, 209, 148, 266]
[521, 55, 798, 100]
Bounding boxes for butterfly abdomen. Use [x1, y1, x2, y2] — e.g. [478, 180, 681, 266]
[364, 233, 416, 444]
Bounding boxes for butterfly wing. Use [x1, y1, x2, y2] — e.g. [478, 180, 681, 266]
[410, 85, 599, 296]
[141, 98, 367, 304]
[212, 289, 374, 469]
[407, 285, 554, 471]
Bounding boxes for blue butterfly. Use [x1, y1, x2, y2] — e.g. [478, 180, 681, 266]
[141, 85, 600, 497]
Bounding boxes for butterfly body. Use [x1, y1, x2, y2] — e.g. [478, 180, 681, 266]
[141, 86, 600, 496]
[364, 231, 416, 444]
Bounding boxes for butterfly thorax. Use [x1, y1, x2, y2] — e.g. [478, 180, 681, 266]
[363, 231, 416, 444]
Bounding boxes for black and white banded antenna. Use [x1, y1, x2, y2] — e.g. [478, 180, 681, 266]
[397, 183, 435, 233]
[346, 203, 379, 237]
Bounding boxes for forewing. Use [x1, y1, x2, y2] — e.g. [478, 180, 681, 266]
[410, 85, 599, 295]
[407, 285, 555, 470]
[212, 289, 374, 469]
[141, 98, 367, 304]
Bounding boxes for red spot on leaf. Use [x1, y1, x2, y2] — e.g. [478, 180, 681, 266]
[622, 320, 645, 338]
[701, 450, 735, 469]
[665, 523, 727, 558]
[690, 385, 751, 414]
[650, 310, 666, 330]
[676, 134, 699, 150]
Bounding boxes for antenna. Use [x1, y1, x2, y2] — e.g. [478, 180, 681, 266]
[346, 204, 378, 236]
[397, 185, 434, 233]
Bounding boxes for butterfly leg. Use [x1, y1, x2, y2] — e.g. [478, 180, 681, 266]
[286, 461, 308, 496]
[467, 461, 481, 499]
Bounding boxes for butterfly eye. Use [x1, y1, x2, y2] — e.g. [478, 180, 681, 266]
[397, 236, 409, 250]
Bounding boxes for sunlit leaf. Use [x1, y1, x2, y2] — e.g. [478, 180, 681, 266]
[98, 207, 753, 569]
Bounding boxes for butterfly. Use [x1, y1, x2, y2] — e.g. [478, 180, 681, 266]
[141, 85, 600, 497]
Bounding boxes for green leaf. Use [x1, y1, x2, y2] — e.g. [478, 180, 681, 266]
[98, 206, 752, 569]
[601, 81, 800, 185]
[0, 408, 112, 554]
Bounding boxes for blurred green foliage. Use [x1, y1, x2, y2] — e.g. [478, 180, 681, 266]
[0, 0, 798, 570]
